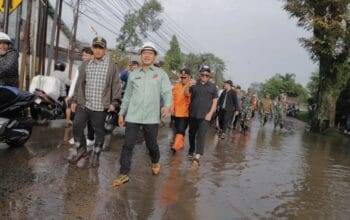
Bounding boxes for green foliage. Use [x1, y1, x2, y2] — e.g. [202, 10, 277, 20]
[306, 71, 320, 97]
[110, 48, 130, 72]
[183, 53, 226, 86]
[249, 82, 264, 97]
[283, 0, 350, 131]
[164, 35, 183, 72]
[262, 73, 309, 101]
[284, 0, 349, 63]
[296, 111, 311, 123]
[117, 0, 163, 51]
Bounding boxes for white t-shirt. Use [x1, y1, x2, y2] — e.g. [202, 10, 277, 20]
[51, 70, 70, 97]
[68, 69, 79, 98]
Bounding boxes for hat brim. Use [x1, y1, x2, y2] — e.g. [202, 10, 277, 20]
[0, 40, 11, 44]
[92, 43, 106, 48]
[140, 48, 157, 55]
[199, 69, 211, 73]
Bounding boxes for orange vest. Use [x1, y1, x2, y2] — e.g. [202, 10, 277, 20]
[172, 83, 191, 117]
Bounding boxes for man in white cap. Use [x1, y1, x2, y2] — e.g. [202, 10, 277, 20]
[113, 42, 172, 187]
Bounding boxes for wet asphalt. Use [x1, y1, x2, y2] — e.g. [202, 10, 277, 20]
[1, 117, 350, 219]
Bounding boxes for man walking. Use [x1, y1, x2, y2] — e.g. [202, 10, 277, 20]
[69, 37, 122, 167]
[67, 47, 95, 145]
[259, 94, 273, 126]
[188, 65, 218, 167]
[113, 42, 171, 187]
[171, 68, 192, 152]
[217, 80, 239, 139]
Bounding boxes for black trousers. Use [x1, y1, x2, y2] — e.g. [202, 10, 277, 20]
[233, 112, 241, 128]
[71, 112, 94, 141]
[120, 122, 160, 175]
[218, 109, 233, 132]
[188, 117, 210, 155]
[73, 107, 106, 146]
[174, 117, 188, 135]
[86, 120, 95, 141]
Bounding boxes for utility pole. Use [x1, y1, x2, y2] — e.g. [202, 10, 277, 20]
[37, 0, 48, 75]
[30, 0, 40, 83]
[46, 0, 61, 76]
[54, 0, 63, 63]
[2, 0, 11, 33]
[19, 0, 32, 90]
[14, 1, 23, 50]
[68, 0, 80, 78]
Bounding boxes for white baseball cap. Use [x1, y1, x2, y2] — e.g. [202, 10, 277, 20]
[139, 41, 158, 55]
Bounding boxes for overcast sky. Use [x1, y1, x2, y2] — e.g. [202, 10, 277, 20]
[60, 0, 317, 88]
[159, 0, 317, 88]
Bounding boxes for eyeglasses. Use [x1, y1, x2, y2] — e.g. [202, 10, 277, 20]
[200, 74, 210, 77]
[180, 76, 188, 79]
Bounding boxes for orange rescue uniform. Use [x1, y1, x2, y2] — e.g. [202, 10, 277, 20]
[171, 82, 191, 151]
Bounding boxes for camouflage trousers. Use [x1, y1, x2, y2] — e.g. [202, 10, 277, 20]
[259, 112, 271, 126]
[274, 112, 284, 128]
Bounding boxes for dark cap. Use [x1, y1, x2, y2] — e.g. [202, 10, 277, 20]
[92, 36, 107, 48]
[180, 68, 191, 75]
[224, 80, 233, 87]
[199, 65, 211, 73]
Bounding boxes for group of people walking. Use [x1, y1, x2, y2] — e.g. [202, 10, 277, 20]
[0, 31, 289, 188]
[61, 37, 219, 187]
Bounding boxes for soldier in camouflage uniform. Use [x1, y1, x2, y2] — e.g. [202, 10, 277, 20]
[240, 91, 253, 133]
[273, 95, 285, 129]
[259, 94, 273, 126]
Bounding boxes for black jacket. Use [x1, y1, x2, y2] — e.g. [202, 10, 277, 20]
[218, 89, 239, 112]
[0, 47, 19, 87]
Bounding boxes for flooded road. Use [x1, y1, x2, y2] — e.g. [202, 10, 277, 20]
[1, 118, 350, 219]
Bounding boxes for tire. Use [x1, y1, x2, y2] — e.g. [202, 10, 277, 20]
[5, 121, 33, 148]
[6, 133, 30, 147]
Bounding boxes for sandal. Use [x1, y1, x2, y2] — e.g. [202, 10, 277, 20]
[112, 175, 130, 187]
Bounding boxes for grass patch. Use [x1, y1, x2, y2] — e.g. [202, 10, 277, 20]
[295, 111, 310, 123]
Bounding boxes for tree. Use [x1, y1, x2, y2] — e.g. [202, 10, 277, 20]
[164, 35, 183, 72]
[249, 82, 264, 97]
[262, 73, 309, 101]
[183, 53, 226, 86]
[283, 0, 350, 131]
[117, 0, 163, 52]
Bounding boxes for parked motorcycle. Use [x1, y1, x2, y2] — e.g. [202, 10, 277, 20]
[0, 86, 35, 147]
[31, 89, 66, 123]
[287, 104, 297, 117]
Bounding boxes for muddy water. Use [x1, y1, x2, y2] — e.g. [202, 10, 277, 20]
[1, 119, 350, 219]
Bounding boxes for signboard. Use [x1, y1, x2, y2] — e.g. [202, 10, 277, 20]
[0, 0, 22, 13]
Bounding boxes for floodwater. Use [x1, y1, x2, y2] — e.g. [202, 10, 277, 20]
[1, 118, 350, 219]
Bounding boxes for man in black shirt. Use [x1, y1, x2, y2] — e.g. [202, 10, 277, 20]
[188, 65, 218, 168]
[217, 80, 239, 139]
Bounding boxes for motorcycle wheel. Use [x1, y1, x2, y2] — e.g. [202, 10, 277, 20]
[6, 121, 33, 147]
[6, 134, 30, 147]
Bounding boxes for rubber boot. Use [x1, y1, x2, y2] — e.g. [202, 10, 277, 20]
[172, 134, 185, 151]
[90, 143, 102, 167]
[68, 140, 87, 165]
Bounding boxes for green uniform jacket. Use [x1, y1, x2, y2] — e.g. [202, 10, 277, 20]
[119, 65, 172, 124]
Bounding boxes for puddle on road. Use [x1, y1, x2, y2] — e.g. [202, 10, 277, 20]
[1, 118, 350, 219]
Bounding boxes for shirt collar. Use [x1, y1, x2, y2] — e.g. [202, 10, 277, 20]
[140, 64, 155, 72]
[91, 55, 107, 64]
